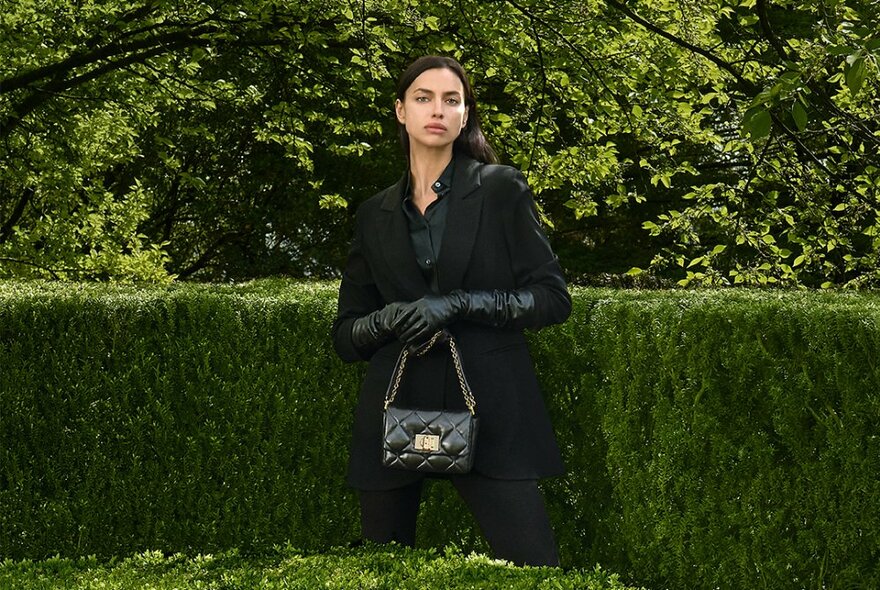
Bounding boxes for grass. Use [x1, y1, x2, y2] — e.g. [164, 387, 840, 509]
[0, 545, 645, 589]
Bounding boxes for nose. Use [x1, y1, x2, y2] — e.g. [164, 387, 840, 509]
[432, 98, 443, 118]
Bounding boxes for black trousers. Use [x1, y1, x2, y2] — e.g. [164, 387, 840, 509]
[358, 473, 560, 567]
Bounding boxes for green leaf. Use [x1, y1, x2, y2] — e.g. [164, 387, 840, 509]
[318, 194, 348, 209]
[744, 108, 772, 140]
[846, 57, 866, 94]
[827, 45, 856, 55]
[791, 101, 808, 131]
[495, 113, 513, 127]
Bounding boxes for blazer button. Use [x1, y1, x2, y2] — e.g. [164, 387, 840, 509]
[425, 259, 433, 267]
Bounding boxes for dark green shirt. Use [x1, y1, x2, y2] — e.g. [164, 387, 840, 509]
[402, 158, 454, 293]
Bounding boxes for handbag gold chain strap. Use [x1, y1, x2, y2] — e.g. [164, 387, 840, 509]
[383, 331, 476, 414]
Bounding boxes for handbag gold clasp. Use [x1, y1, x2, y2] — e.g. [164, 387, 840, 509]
[414, 434, 440, 452]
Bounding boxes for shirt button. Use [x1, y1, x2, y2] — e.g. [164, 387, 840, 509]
[434, 182, 441, 188]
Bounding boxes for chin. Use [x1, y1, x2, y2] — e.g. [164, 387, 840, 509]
[413, 140, 454, 151]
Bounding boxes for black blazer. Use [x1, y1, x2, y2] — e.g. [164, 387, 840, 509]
[332, 155, 571, 490]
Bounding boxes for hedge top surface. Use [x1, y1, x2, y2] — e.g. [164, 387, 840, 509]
[4, 279, 880, 313]
[0, 545, 646, 590]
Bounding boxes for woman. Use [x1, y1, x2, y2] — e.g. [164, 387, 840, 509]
[331, 55, 571, 567]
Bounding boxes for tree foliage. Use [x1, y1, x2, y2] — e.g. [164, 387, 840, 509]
[0, 0, 877, 286]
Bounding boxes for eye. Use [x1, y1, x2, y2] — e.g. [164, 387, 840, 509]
[414, 96, 429, 102]
[446, 98, 460, 105]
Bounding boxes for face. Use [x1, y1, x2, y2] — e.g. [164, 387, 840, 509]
[395, 67, 469, 151]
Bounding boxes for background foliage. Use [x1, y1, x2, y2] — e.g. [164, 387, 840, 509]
[2, 281, 879, 589]
[1, 0, 877, 286]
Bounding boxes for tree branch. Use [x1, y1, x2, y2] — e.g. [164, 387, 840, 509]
[0, 187, 32, 244]
[0, 24, 217, 94]
[0, 33, 213, 139]
[604, 0, 758, 95]
[176, 232, 240, 279]
[0, 256, 62, 279]
[503, 0, 651, 193]
[756, 0, 793, 63]
[524, 6, 547, 175]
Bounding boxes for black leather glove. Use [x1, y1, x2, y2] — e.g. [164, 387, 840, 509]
[456, 289, 536, 328]
[392, 289, 538, 347]
[350, 302, 409, 356]
[392, 293, 467, 347]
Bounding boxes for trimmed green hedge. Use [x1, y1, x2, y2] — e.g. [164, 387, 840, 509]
[2, 280, 879, 589]
[0, 281, 358, 560]
[0, 545, 640, 590]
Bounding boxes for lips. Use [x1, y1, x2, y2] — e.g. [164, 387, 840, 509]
[425, 124, 447, 132]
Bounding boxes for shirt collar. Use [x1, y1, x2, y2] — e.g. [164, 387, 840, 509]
[404, 157, 455, 203]
[432, 157, 454, 197]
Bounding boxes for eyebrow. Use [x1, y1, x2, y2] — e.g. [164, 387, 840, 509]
[411, 88, 462, 96]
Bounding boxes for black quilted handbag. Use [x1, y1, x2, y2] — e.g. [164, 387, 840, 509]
[381, 331, 479, 474]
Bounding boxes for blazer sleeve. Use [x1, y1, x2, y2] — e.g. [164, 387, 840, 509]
[331, 204, 384, 363]
[502, 169, 572, 329]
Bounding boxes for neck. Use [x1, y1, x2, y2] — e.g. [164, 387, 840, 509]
[408, 145, 453, 201]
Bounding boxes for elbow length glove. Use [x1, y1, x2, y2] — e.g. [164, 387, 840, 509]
[350, 302, 408, 357]
[392, 289, 536, 347]
[457, 289, 536, 328]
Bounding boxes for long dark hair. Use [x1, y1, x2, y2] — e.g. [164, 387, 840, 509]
[395, 55, 498, 164]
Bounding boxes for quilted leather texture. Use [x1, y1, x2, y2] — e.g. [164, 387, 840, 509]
[382, 407, 479, 473]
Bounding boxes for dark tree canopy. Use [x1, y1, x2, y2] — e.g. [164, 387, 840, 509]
[1, 0, 877, 287]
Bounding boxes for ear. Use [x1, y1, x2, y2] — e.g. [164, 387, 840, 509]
[395, 99, 405, 124]
[461, 105, 469, 128]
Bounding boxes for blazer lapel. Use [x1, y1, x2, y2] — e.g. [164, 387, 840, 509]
[437, 156, 483, 292]
[379, 173, 430, 299]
